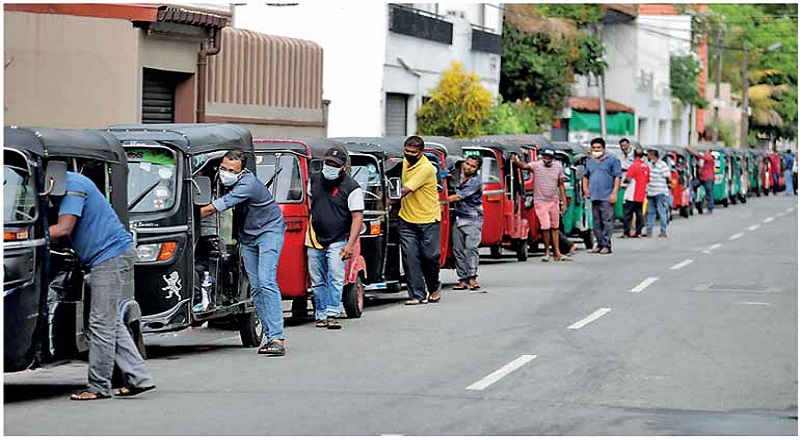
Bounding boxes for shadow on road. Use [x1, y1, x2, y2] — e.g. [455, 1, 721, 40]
[4, 383, 85, 404]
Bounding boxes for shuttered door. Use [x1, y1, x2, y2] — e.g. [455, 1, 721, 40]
[142, 68, 175, 124]
[385, 93, 408, 136]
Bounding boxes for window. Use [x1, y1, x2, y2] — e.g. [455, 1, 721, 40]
[3, 150, 37, 224]
[126, 147, 178, 213]
[256, 153, 304, 203]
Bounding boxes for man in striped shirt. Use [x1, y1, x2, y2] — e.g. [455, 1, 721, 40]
[644, 149, 671, 238]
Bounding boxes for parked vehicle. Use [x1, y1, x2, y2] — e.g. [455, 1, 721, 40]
[663, 147, 693, 217]
[709, 146, 731, 208]
[107, 124, 262, 347]
[686, 145, 709, 214]
[727, 148, 748, 204]
[252, 137, 367, 319]
[467, 136, 530, 261]
[4, 126, 143, 371]
[747, 149, 764, 197]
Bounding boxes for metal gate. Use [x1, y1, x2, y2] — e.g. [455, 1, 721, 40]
[385, 93, 408, 136]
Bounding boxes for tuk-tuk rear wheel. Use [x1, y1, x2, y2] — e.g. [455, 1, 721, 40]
[515, 240, 528, 262]
[238, 310, 263, 348]
[342, 276, 364, 319]
[490, 246, 502, 259]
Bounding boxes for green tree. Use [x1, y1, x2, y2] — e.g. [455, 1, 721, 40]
[670, 54, 708, 108]
[416, 61, 493, 139]
[482, 99, 552, 135]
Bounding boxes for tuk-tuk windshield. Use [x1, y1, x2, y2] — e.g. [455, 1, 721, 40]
[256, 154, 303, 203]
[3, 150, 37, 224]
[462, 149, 501, 184]
[126, 147, 178, 213]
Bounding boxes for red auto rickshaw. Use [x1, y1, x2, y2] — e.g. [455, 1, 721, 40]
[663, 147, 693, 218]
[462, 137, 530, 261]
[253, 138, 368, 319]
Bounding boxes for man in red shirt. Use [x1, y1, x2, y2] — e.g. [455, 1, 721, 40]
[621, 149, 650, 237]
[687, 146, 715, 214]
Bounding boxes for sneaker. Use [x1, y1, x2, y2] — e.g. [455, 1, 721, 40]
[658, 232, 667, 238]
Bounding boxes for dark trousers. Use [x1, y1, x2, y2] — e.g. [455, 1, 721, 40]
[622, 200, 644, 236]
[398, 218, 441, 300]
[592, 200, 614, 250]
[773, 171, 781, 193]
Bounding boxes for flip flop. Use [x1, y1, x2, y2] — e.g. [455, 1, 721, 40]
[541, 256, 551, 262]
[404, 298, 427, 305]
[315, 320, 327, 328]
[452, 284, 469, 291]
[555, 255, 573, 262]
[469, 284, 482, 291]
[326, 317, 342, 330]
[114, 385, 156, 397]
[264, 340, 286, 356]
[70, 390, 111, 401]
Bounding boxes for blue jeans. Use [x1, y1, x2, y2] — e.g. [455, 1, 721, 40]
[646, 194, 668, 235]
[241, 229, 285, 341]
[785, 170, 794, 195]
[703, 179, 714, 212]
[308, 241, 347, 321]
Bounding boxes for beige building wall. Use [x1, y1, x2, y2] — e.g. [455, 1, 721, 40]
[4, 11, 139, 128]
[705, 82, 742, 145]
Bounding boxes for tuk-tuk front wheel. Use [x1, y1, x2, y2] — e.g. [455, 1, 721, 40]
[342, 276, 364, 319]
[238, 310, 263, 348]
[490, 246, 502, 259]
[515, 240, 528, 262]
[581, 230, 594, 250]
[722, 197, 729, 208]
[679, 206, 689, 218]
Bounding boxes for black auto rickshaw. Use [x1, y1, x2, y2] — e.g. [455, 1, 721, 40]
[107, 124, 262, 347]
[4, 126, 143, 371]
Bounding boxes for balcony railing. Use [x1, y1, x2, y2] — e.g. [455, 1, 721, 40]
[389, 4, 453, 45]
[471, 26, 502, 54]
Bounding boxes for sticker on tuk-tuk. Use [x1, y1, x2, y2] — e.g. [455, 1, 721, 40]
[463, 150, 482, 158]
[139, 162, 152, 172]
[154, 199, 165, 209]
[127, 149, 176, 167]
[256, 155, 264, 164]
[154, 186, 170, 200]
[158, 168, 173, 180]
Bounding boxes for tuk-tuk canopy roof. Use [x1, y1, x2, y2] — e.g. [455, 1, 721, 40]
[550, 141, 580, 156]
[107, 123, 253, 155]
[335, 137, 408, 158]
[5, 126, 125, 163]
[473, 134, 553, 150]
[253, 137, 346, 159]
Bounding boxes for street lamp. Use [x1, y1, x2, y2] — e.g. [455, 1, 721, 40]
[740, 42, 783, 148]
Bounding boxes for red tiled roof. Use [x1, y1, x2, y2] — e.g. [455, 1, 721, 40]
[569, 97, 635, 114]
[5, 3, 229, 28]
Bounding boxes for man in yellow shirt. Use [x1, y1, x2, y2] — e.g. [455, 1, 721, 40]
[398, 136, 442, 305]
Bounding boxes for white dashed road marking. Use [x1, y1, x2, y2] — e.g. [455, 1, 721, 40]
[567, 308, 612, 329]
[708, 243, 723, 251]
[670, 259, 694, 270]
[787, 207, 795, 213]
[729, 233, 744, 241]
[748, 224, 761, 231]
[777, 212, 785, 217]
[466, 355, 538, 391]
[764, 216, 775, 223]
[630, 277, 659, 293]
[738, 302, 772, 306]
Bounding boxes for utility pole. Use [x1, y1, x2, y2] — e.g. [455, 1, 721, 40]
[596, 23, 607, 139]
[713, 26, 723, 144]
[740, 46, 749, 148]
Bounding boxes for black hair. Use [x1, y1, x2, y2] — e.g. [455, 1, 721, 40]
[620, 138, 630, 145]
[464, 155, 482, 169]
[404, 135, 424, 150]
[590, 137, 606, 149]
[648, 149, 660, 158]
[786, 149, 793, 154]
[634, 149, 645, 158]
[224, 149, 245, 163]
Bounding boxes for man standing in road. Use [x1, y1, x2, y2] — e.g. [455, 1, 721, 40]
[644, 149, 671, 238]
[618, 138, 634, 171]
[397, 136, 442, 304]
[583, 138, 621, 254]
[511, 148, 571, 262]
[306, 147, 364, 329]
[686, 146, 715, 214]
[783, 149, 794, 196]
[448, 155, 484, 291]
[621, 148, 650, 238]
[200, 150, 287, 356]
[49, 172, 155, 401]
[769, 150, 782, 194]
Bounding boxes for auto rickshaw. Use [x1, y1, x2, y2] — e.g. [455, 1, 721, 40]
[663, 147, 693, 217]
[551, 141, 594, 248]
[107, 124, 262, 347]
[747, 149, 764, 197]
[727, 148, 748, 204]
[251, 137, 367, 319]
[465, 137, 530, 261]
[708, 145, 731, 208]
[4, 126, 144, 371]
[686, 146, 708, 214]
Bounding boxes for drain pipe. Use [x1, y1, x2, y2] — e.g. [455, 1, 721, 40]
[196, 27, 222, 123]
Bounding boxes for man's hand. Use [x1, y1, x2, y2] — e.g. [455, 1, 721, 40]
[447, 194, 460, 203]
[609, 193, 618, 205]
[339, 244, 354, 260]
[560, 203, 567, 215]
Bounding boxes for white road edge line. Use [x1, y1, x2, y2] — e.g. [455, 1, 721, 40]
[748, 224, 761, 231]
[670, 259, 694, 270]
[776, 212, 785, 217]
[567, 308, 612, 330]
[466, 355, 538, 391]
[764, 216, 775, 223]
[630, 277, 659, 293]
[729, 233, 744, 241]
[738, 302, 772, 306]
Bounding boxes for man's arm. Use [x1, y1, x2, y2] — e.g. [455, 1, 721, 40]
[341, 187, 365, 260]
[558, 174, 567, 214]
[509, 154, 533, 171]
[199, 204, 217, 219]
[400, 163, 434, 197]
[49, 214, 78, 240]
[201, 178, 251, 218]
[582, 176, 590, 199]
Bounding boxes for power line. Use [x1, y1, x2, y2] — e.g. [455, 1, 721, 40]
[635, 25, 799, 54]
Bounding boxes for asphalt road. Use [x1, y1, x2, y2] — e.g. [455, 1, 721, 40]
[5, 194, 798, 435]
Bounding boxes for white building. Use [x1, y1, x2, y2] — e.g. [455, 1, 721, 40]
[233, 2, 503, 137]
[572, 13, 693, 146]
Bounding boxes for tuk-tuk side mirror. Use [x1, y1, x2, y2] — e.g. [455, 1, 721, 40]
[194, 176, 212, 206]
[387, 177, 402, 200]
[42, 160, 68, 197]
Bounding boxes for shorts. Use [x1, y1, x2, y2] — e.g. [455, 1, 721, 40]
[534, 200, 560, 230]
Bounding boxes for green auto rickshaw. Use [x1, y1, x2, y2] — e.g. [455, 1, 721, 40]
[747, 149, 764, 197]
[551, 142, 593, 249]
[709, 145, 731, 208]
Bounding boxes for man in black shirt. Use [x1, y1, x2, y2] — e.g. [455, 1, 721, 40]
[306, 147, 364, 329]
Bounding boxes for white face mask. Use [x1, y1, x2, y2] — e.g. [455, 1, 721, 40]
[322, 164, 342, 180]
[219, 169, 241, 186]
[592, 151, 604, 158]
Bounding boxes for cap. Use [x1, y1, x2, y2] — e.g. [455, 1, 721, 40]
[324, 147, 348, 167]
[540, 148, 555, 158]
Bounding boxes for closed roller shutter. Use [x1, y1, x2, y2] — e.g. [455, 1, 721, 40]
[142, 68, 175, 124]
[385, 93, 408, 136]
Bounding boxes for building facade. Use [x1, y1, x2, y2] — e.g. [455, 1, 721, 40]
[234, 2, 503, 137]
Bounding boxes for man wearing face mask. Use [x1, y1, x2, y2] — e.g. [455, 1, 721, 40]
[306, 147, 364, 329]
[447, 155, 484, 290]
[199, 150, 287, 356]
[397, 135, 442, 305]
[582, 138, 622, 254]
[511, 148, 570, 262]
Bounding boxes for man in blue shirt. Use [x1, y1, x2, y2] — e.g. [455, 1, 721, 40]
[784, 149, 794, 196]
[199, 150, 287, 356]
[582, 137, 622, 254]
[447, 155, 483, 291]
[49, 172, 154, 401]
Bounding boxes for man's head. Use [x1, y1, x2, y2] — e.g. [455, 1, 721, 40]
[647, 149, 660, 163]
[322, 146, 348, 180]
[590, 137, 606, 159]
[634, 148, 645, 159]
[462, 155, 482, 177]
[403, 136, 425, 165]
[619, 138, 631, 154]
[786, 149, 793, 155]
[219, 150, 245, 186]
[540, 148, 556, 167]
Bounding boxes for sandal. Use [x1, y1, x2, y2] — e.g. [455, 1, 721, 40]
[404, 298, 427, 305]
[541, 255, 551, 262]
[452, 283, 469, 291]
[315, 320, 327, 328]
[114, 385, 156, 397]
[70, 390, 111, 401]
[599, 248, 612, 254]
[264, 339, 286, 356]
[555, 255, 573, 262]
[469, 284, 482, 291]
[326, 317, 341, 330]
